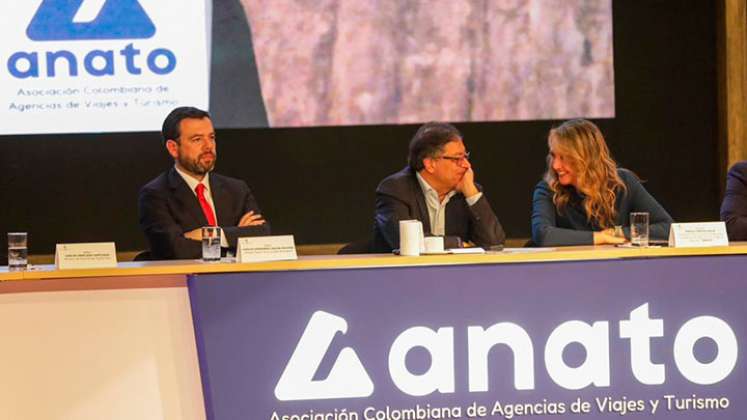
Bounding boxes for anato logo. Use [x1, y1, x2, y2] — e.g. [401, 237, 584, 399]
[8, 0, 175, 79]
[275, 305, 738, 401]
[27, 0, 156, 41]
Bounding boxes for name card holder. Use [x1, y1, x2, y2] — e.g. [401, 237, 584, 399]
[55, 242, 118, 270]
[237, 235, 298, 263]
[668, 222, 729, 248]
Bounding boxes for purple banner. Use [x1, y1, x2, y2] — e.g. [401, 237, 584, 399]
[188, 256, 745, 420]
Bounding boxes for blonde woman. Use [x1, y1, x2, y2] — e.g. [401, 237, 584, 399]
[531, 119, 673, 246]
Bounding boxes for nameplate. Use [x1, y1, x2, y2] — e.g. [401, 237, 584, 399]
[237, 235, 298, 263]
[667, 222, 728, 248]
[55, 242, 118, 270]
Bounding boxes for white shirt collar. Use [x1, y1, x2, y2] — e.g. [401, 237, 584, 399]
[174, 165, 211, 195]
[416, 172, 456, 202]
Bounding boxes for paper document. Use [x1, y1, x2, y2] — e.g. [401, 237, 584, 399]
[448, 247, 486, 254]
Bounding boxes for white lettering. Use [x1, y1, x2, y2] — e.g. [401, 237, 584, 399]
[276, 306, 740, 401]
[545, 321, 610, 390]
[467, 323, 534, 391]
[619, 303, 665, 384]
[389, 327, 454, 396]
[673, 316, 738, 384]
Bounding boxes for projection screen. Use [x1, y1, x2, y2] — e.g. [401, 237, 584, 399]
[0, 0, 614, 135]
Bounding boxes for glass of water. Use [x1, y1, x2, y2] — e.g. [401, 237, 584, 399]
[8, 232, 28, 271]
[201, 226, 221, 262]
[630, 212, 650, 247]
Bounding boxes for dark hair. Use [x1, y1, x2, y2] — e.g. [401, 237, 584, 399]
[161, 106, 211, 145]
[408, 122, 462, 171]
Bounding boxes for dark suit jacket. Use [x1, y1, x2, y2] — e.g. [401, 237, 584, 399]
[721, 161, 747, 241]
[372, 167, 505, 253]
[138, 168, 270, 259]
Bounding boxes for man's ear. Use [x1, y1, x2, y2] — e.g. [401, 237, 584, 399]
[423, 157, 436, 173]
[165, 139, 179, 159]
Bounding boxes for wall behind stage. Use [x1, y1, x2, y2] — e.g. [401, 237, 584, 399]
[0, 1, 718, 256]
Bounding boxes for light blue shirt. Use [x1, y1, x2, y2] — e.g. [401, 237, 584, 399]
[415, 172, 482, 236]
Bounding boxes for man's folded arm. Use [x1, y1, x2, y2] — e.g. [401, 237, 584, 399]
[138, 187, 202, 259]
[222, 183, 271, 247]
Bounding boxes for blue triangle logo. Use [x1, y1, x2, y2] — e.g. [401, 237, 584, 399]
[27, 0, 156, 41]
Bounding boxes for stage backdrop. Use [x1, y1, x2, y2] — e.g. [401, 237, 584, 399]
[0, 1, 718, 256]
[0, 0, 614, 134]
[189, 255, 744, 420]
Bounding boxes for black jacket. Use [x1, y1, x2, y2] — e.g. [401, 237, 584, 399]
[138, 167, 270, 259]
[721, 161, 747, 241]
[372, 167, 505, 253]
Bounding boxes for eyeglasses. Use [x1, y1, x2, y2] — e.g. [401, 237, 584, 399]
[436, 151, 471, 164]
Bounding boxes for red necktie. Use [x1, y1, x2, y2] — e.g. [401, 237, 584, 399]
[195, 184, 217, 226]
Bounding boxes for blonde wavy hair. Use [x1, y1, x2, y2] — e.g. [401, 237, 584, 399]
[544, 119, 626, 229]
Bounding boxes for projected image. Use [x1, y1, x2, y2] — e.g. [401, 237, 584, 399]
[241, 0, 615, 127]
[0, 0, 614, 135]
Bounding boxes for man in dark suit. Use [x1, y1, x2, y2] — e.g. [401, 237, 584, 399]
[721, 161, 747, 241]
[139, 107, 269, 259]
[372, 122, 505, 252]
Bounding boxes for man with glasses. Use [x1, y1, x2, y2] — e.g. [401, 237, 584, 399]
[372, 122, 505, 252]
[138, 106, 270, 260]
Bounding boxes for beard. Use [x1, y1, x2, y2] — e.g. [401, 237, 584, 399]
[178, 151, 216, 175]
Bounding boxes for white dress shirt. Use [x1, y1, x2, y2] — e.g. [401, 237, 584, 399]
[415, 172, 482, 236]
[174, 166, 229, 247]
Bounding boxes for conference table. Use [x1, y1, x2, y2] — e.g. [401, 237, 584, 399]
[1, 244, 745, 420]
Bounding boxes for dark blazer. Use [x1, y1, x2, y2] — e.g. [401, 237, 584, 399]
[138, 168, 270, 259]
[720, 161, 747, 241]
[372, 167, 505, 253]
[531, 168, 673, 246]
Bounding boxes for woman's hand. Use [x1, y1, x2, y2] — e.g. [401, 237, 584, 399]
[593, 228, 626, 245]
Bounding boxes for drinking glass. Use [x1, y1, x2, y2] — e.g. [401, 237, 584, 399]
[8, 232, 28, 271]
[630, 212, 650, 247]
[201, 226, 221, 261]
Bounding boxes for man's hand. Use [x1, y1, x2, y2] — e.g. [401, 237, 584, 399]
[184, 228, 202, 241]
[238, 210, 266, 227]
[455, 166, 479, 198]
[183, 211, 264, 241]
